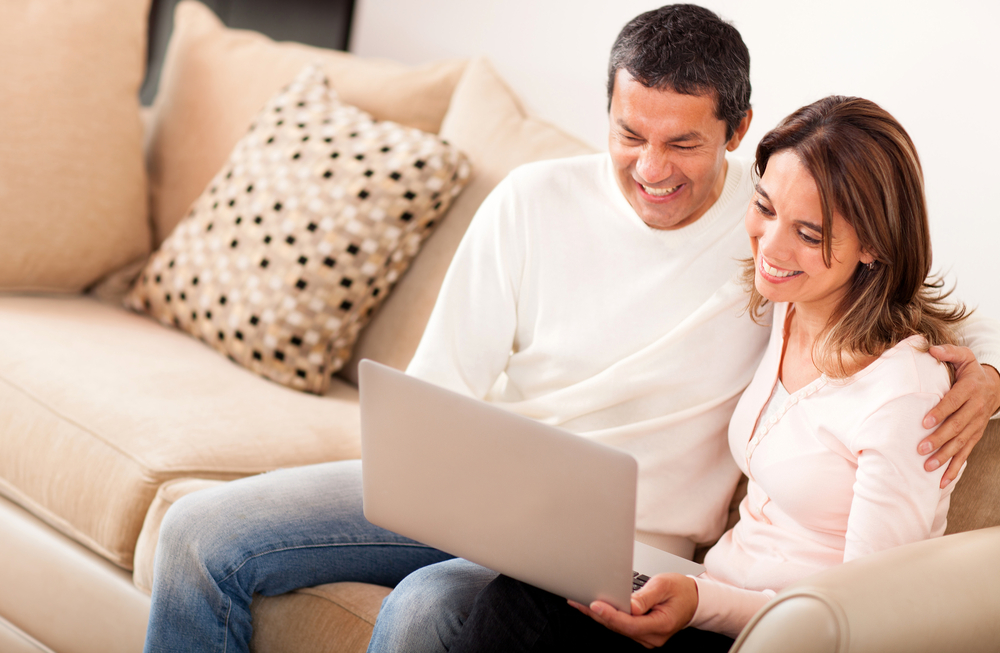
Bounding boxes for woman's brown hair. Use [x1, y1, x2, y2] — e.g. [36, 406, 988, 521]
[741, 95, 967, 376]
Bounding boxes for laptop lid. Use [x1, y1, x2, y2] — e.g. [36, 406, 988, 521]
[360, 360, 701, 611]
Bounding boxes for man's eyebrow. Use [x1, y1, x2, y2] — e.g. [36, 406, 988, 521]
[615, 118, 640, 136]
[667, 131, 701, 143]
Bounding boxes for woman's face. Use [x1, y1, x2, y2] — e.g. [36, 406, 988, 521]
[745, 150, 872, 318]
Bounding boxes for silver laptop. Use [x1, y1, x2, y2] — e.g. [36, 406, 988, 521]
[358, 360, 704, 612]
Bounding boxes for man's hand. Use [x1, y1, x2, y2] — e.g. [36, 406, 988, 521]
[922, 345, 1000, 488]
[569, 573, 698, 649]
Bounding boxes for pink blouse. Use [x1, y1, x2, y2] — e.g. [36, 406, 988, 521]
[688, 302, 958, 638]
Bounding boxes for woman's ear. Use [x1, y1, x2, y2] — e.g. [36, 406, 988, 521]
[860, 250, 875, 266]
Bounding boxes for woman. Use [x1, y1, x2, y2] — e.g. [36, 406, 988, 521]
[447, 96, 967, 652]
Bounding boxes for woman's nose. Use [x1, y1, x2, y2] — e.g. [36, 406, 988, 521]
[758, 223, 795, 262]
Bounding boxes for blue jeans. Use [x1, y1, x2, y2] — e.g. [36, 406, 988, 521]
[367, 558, 498, 652]
[143, 459, 458, 653]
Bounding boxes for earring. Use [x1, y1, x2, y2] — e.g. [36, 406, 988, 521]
[866, 261, 875, 270]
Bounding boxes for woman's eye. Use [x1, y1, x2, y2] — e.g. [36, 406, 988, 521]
[753, 200, 774, 216]
[799, 231, 822, 245]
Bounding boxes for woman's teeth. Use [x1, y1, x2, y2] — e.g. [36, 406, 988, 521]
[642, 183, 680, 197]
[762, 259, 802, 278]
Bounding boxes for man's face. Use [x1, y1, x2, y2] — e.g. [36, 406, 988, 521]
[608, 69, 748, 230]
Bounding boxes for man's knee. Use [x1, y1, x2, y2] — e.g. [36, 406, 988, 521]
[382, 560, 498, 625]
[156, 486, 241, 573]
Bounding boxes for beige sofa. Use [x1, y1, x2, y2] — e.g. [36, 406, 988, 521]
[1, 2, 998, 653]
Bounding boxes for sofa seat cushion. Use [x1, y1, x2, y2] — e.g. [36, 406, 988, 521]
[250, 583, 390, 653]
[0, 296, 362, 569]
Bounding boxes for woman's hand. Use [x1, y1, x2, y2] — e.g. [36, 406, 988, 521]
[569, 573, 698, 649]
[921, 346, 1000, 488]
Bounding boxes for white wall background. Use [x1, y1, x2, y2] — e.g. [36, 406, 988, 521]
[352, 0, 999, 320]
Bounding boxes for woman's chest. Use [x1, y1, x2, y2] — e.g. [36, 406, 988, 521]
[740, 411, 859, 530]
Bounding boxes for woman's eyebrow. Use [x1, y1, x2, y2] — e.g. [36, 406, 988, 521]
[754, 182, 770, 201]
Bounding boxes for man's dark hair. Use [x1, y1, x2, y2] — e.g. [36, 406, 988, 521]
[607, 4, 751, 139]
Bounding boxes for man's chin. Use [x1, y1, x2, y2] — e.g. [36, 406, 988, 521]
[638, 208, 691, 231]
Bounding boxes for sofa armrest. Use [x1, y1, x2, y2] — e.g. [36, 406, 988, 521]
[731, 526, 1000, 653]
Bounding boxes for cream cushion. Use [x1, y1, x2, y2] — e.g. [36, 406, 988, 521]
[250, 583, 391, 653]
[131, 65, 470, 393]
[0, 1, 150, 292]
[945, 418, 1000, 533]
[146, 0, 467, 246]
[0, 295, 363, 569]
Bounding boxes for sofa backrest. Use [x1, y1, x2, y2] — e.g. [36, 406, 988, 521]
[945, 418, 1000, 533]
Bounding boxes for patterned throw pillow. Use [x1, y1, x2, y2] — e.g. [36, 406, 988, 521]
[127, 65, 470, 393]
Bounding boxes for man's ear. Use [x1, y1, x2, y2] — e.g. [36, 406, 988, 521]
[727, 108, 753, 152]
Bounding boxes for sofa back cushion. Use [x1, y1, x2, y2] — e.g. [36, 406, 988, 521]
[0, 0, 151, 292]
[946, 418, 1000, 533]
[146, 0, 467, 246]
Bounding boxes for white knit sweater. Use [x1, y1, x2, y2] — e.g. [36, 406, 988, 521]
[407, 153, 769, 548]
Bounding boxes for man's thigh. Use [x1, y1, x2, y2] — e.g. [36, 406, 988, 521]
[159, 459, 455, 595]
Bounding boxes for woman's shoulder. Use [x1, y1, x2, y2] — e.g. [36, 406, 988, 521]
[849, 335, 951, 399]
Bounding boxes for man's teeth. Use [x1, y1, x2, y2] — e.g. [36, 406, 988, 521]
[763, 260, 802, 278]
[642, 184, 680, 197]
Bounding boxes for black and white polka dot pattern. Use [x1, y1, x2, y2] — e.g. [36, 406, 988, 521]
[128, 65, 470, 393]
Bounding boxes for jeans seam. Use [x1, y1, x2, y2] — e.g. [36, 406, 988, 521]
[222, 595, 232, 653]
[216, 541, 436, 585]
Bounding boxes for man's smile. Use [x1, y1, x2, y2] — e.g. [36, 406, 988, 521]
[639, 182, 682, 198]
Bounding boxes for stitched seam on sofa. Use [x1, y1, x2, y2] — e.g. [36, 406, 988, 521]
[0, 613, 56, 652]
[216, 542, 437, 586]
[0, 374, 313, 477]
[0, 475, 129, 569]
[0, 373, 149, 467]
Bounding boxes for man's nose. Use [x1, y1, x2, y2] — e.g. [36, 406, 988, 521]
[635, 147, 673, 184]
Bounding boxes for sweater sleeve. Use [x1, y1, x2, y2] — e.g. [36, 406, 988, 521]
[955, 313, 1000, 419]
[844, 391, 951, 560]
[688, 576, 776, 639]
[405, 175, 524, 398]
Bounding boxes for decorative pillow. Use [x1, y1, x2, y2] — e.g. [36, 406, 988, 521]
[146, 0, 467, 246]
[127, 66, 470, 393]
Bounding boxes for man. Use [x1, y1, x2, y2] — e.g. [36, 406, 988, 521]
[144, 5, 1000, 653]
